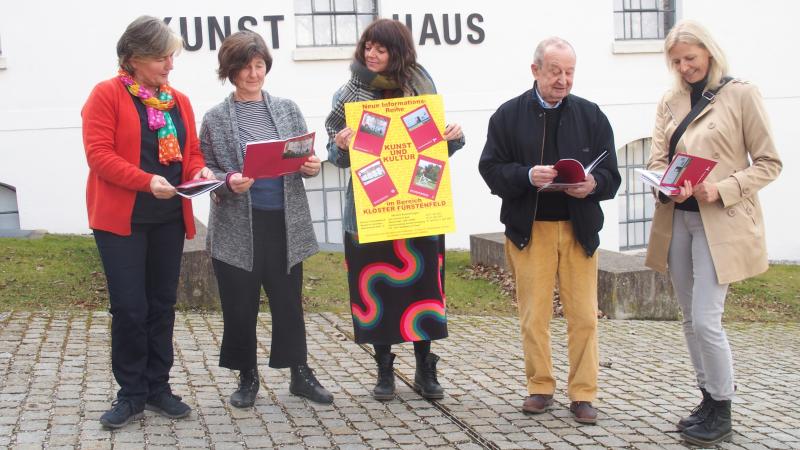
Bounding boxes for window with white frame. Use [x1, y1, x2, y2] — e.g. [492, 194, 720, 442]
[614, 0, 675, 40]
[305, 161, 349, 250]
[294, 0, 377, 47]
[0, 183, 21, 231]
[617, 138, 655, 251]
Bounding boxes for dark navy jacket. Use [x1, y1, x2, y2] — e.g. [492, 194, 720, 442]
[479, 88, 621, 256]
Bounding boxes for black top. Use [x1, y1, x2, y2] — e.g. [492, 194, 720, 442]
[130, 93, 185, 224]
[535, 104, 570, 221]
[675, 78, 707, 212]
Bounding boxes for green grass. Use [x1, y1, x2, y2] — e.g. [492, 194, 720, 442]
[444, 251, 517, 315]
[0, 235, 513, 315]
[725, 264, 800, 322]
[300, 251, 350, 313]
[0, 235, 107, 310]
[1, 234, 797, 322]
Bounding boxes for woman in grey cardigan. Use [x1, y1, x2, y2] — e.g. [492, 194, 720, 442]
[200, 31, 333, 408]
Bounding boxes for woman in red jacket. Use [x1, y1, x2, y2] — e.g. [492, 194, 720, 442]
[81, 16, 211, 429]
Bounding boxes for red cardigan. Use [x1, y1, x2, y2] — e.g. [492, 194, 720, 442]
[82, 78, 206, 238]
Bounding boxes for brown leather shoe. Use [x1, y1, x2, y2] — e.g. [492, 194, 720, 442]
[522, 394, 554, 414]
[570, 401, 598, 424]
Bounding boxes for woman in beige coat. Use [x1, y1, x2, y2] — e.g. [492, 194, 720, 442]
[645, 20, 781, 447]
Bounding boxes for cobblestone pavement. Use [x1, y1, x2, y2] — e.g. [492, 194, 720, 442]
[0, 311, 798, 449]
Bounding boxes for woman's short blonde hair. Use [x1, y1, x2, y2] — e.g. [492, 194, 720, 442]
[116, 15, 183, 74]
[663, 19, 730, 91]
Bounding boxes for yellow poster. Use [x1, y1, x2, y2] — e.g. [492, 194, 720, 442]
[344, 94, 455, 244]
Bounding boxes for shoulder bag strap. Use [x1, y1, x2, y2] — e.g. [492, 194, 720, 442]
[667, 76, 733, 161]
[658, 77, 732, 203]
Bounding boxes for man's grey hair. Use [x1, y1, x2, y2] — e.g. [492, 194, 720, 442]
[533, 37, 575, 66]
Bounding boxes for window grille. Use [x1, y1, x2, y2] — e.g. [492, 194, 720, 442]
[294, 0, 377, 47]
[617, 139, 655, 250]
[0, 183, 20, 231]
[305, 161, 349, 250]
[614, 0, 675, 40]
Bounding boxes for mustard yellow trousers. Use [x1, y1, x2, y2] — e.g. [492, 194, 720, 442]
[505, 220, 599, 402]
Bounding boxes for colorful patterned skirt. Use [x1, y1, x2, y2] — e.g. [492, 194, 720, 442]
[344, 232, 448, 345]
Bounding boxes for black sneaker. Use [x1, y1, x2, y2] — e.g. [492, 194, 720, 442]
[145, 391, 191, 419]
[99, 398, 144, 429]
[290, 364, 334, 404]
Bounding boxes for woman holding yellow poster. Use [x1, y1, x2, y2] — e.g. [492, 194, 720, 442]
[324, 19, 464, 401]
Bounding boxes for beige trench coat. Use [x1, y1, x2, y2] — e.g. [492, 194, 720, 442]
[645, 80, 782, 284]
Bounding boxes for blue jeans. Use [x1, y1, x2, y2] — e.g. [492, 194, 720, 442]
[93, 220, 185, 404]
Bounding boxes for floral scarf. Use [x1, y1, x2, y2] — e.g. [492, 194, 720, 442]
[118, 69, 182, 165]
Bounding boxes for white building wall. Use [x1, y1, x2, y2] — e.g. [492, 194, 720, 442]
[1, 0, 798, 260]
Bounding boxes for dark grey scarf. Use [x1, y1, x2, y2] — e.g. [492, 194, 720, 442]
[324, 61, 437, 141]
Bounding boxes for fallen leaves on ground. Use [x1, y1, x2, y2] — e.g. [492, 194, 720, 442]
[459, 263, 607, 319]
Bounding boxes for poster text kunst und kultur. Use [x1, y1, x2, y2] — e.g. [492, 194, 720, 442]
[344, 94, 455, 244]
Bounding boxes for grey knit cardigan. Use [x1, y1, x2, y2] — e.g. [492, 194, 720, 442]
[199, 91, 319, 273]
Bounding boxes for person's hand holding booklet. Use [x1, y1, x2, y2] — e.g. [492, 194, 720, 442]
[538, 150, 609, 192]
[635, 153, 717, 196]
[242, 132, 316, 179]
[176, 178, 224, 199]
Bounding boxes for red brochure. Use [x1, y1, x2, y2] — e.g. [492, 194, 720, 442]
[352, 110, 391, 156]
[538, 150, 608, 192]
[401, 105, 443, 152]
[408, 155, 446, 200]
[635, 152, 718, 196]
[242, 132, 315, 179]
[355, 159, 398, 206]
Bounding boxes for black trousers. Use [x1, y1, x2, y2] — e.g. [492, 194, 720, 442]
[212, 208, 307, 370]
[93, 220, 185, 404]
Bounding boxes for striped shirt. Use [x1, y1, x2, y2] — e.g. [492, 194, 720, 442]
[234, 100, 284, 210]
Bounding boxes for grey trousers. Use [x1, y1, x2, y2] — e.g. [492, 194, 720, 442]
[668, 209, 735, 401]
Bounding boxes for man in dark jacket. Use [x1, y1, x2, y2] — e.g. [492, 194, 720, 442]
[478, 37, 621, 425]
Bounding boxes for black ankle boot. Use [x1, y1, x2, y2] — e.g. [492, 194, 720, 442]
[681, 398, 732, 446]
[230, 367, 259, 408]
[290, 364, 334, 404]
[373, 352, 396, 400]
[414, 352, 444, 399]
[677, 387, 712, 431]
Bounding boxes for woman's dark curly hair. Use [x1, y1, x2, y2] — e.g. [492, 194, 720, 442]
[354, 19, 417, 92]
